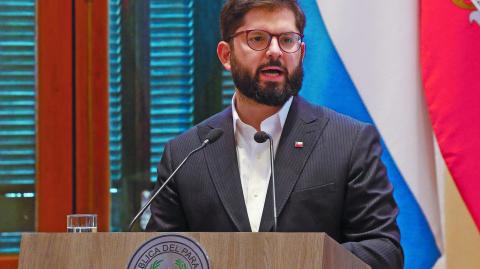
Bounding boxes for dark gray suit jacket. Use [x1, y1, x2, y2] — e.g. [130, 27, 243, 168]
[146, 96, 404, 269]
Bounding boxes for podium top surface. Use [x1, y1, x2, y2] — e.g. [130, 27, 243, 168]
[19, 232, 370, 269]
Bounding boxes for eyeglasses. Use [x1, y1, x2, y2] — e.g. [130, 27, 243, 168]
[228, 29, 303, 53]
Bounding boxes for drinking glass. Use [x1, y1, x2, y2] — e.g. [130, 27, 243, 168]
[67, 214, 97, 232]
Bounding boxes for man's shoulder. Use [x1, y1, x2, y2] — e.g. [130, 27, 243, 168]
[296, 96, 370, 132]
[298, 99, 382, 155]
[168, 106, 232, 145]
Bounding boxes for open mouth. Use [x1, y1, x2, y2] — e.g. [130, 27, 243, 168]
[259, 66, 285, 77]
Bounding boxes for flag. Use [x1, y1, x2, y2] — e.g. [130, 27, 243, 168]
[299, 0, 443, 268]
[421, 0, 480, 230]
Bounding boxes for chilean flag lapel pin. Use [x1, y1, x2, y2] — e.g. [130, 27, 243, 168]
[294, 141, 304, 148]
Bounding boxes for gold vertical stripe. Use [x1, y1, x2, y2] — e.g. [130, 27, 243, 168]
[445, 173, 480, 269]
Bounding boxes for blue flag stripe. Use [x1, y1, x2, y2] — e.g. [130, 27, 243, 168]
[299, 1, 441, 268]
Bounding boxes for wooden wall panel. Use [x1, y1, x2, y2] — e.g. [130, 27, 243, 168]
[2, 0, 111, 267]
[74, 0, 110, 231]
[0, 0, 74, 267]
[36, 0, 73, 232]
[0, 255, 18, 269]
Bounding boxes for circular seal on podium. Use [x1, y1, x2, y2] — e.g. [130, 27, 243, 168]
[127, 234, 211, 269]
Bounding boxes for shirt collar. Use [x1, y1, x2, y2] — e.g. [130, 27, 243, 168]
[232, 92, 293, 135]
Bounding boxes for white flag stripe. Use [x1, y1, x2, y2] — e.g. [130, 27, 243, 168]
[315, 0, 443, 250]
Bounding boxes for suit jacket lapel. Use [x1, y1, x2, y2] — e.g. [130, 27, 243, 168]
[259, 97, 329, 232]
[198, 108, 251, 232]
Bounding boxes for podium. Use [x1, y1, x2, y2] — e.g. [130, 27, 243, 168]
[19, 232, 370, 268]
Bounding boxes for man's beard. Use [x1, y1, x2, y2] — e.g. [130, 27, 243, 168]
[230, 55, 303, 106]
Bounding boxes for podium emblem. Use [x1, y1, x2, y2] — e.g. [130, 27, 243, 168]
[127, 234, 211, 269]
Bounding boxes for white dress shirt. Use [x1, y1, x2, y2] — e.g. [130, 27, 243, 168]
[232, 94, 293, 232]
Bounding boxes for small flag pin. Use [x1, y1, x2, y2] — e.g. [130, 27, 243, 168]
[294, 141, 304, 148]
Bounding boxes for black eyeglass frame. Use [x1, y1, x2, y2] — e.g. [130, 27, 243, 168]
[227, 29, 304, 53]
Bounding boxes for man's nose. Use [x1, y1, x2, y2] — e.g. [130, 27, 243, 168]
[265, 37, 283, 59]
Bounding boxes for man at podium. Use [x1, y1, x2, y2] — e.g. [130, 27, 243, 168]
[146, 1, 403, 268]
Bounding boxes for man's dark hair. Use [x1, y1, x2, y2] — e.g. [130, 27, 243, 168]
[220, 0, 306, 41]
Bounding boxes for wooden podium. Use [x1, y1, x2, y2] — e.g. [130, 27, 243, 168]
[19, 232, 370, 268]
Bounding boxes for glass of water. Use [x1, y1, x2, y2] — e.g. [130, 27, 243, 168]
[67, 214, 97, 233]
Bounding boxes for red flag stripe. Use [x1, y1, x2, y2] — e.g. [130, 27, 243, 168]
[421, 0, 480, 230]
